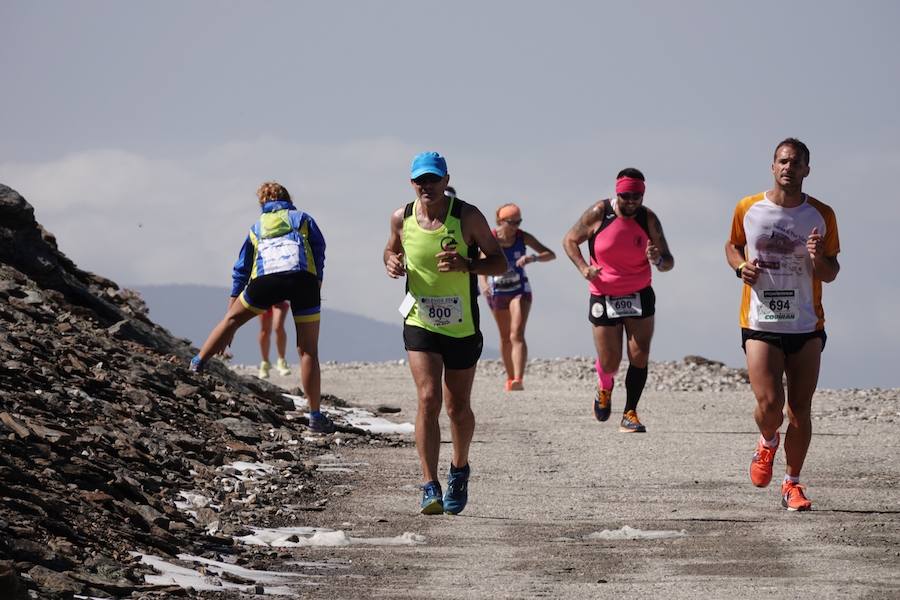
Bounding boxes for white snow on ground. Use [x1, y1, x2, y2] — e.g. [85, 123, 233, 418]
[228, 461, 277, 474]
[313, 452, 370, 473]
[584, 526, 688, 540]
[237, 526, 426, 548]
[136, 552, 315, 596]
[283, 393, 415, 435]
[174, 491, 211, 511]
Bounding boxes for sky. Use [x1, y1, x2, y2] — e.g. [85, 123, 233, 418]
[2, 1, 898, 388]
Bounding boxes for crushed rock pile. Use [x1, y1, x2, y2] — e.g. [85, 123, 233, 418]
[479, 355, 751, 392]
[0, 184, 392, 599]
[325, 357, 899, 423]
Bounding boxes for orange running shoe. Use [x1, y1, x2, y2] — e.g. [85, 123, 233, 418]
[509, 379, 524, 391]
[619, 410, 646, 433]
[781, 480, 812, 511]
[749, 433, 779, 487]
[504, 379, 514, 392]
[593, 388, 611, 421]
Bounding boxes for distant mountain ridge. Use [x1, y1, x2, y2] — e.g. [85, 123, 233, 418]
[134, 283, 415, 365]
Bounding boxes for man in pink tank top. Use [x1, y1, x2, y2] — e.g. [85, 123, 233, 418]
[563, 168, 674, 432]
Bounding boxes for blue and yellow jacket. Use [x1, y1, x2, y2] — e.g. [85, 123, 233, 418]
[230, 201, 326, 297]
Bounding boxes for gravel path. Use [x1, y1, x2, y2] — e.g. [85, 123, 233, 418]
[243, 359, 900, 599]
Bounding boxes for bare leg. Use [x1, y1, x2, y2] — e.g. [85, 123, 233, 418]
[199, 302, 258, 360]
[592, 323, 624, 382]
[491, 307, 514, 381]
[508, 296, 531, 381]
[273, 303, 289, 361]
[295, 319, 321, 411]
[783, 338, 823, 477]
[745, 340, 786, 441]
[623, 316, 653, 368]
[258, 310, 273, 363]
[408, 351, 444, 483]
[444, 365, 477, 468]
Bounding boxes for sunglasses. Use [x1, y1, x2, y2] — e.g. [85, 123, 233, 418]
[503, 219, 522, 226]
[618, 192, 643, 201]
[413, 173, 443, 185]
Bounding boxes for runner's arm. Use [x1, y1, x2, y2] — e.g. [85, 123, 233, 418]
[812, 255, 840, 282]
[562, 202, 604, 280]
[230, 235, 254, 296]
[383, 208, 406, 279]
[519, 231, 556, 266]
[306, 216, 326, 282]
[725, 241, 760, 285]
[452, 205, 507, 275]
[646, 210, 674, 272]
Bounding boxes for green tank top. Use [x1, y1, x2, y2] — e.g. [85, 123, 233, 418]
[402, 197, 479, 337]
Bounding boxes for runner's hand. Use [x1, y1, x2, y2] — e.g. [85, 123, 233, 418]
[806, 227, 822, 260]
[219, 331, 235, 354]
[515, 255, 533, 268]
[646, 239, 661, 264]
[436, 250, 468, 272]
[741, 258, 761, 285]
[385, 252, 406, 278]
[581, 265, 600, 280]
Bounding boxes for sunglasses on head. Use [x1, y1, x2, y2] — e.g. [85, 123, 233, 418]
[413, 173, 443, 185]
[618, 192, 643, 201]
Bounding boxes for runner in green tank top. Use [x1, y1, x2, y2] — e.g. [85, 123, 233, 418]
[384, 152, 506, 515]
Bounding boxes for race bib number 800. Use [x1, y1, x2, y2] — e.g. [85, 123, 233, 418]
[419, 296, 463, 327]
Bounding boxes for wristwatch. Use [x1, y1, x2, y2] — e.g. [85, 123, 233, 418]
[735, 261, 747, 278]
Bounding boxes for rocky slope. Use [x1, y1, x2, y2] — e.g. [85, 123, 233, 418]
[0, 184, 383, 598]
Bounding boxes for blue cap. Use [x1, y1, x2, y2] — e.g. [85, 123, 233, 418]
[410, 151, 448, 179]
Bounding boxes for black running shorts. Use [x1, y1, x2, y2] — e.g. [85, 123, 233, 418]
[239, 271, 321, 323]
[741, 328, 827, 355]
[403, 324, 483, 370]
[589, 286, 656, 326]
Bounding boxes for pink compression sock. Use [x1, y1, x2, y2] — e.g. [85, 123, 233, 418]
[595, 359, 615, 390]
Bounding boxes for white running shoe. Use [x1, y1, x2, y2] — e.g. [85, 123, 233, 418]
[275, 358, 291, 376]
[258, 360, 271, 379]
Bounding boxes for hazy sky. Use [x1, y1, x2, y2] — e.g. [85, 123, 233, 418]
[2, 1, 898, 388]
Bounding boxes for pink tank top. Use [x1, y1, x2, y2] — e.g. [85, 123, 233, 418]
[588, 200, 651, 296]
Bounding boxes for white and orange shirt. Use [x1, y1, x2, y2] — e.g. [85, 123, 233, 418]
[730, 192, 839, 333]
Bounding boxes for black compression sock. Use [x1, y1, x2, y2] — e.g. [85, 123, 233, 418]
[624, 365, 648, 413]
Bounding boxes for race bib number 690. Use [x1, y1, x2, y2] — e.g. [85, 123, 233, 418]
[605, 292, 642, 318]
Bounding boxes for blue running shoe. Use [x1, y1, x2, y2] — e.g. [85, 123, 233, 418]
[308, 411, 336, 434]
[420, 481, 443, 515]
[189, 355, 205, 373]
[443, 463, 470, 515]
[593, 388, 611, 422]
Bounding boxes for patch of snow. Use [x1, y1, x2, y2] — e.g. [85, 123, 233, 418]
[237, 526, 426, 548]
[282, 394, 414, 435]
[135, 552, 315, 596]
[584, 525, 687, 540]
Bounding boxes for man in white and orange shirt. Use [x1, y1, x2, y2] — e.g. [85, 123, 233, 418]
[563, 168, 674, 433]
[726, 138, 840, 511]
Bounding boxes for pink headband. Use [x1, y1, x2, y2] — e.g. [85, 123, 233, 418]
[615, 177, 646, 195]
